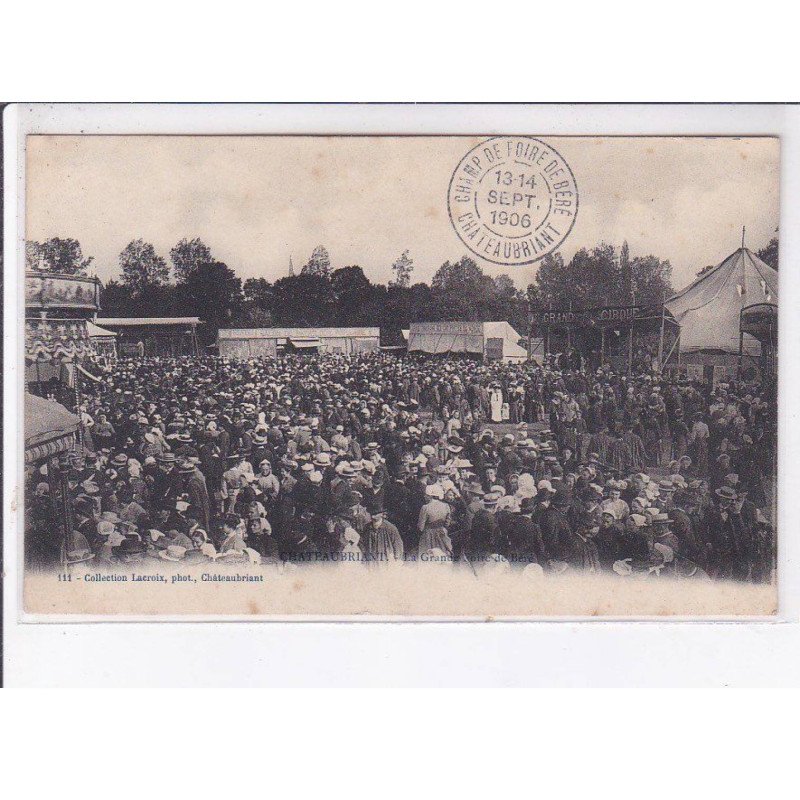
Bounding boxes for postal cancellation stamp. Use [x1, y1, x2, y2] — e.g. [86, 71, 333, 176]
[447, 136, 579, 266]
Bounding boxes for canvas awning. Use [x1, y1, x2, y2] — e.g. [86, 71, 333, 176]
[86, 320, 117, 339]
[25, 393, 79, 464]
[287, 337, 322, 349]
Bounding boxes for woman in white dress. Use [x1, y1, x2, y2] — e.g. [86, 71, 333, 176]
[489, 386, 503, 423]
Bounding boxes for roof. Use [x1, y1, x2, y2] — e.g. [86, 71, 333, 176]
[86, 321, 117, 338]
[25, 393, 79, 448]
[95, 317, 201, 327]
[219, 326, 379, 340]
[665, 247, 778, 354]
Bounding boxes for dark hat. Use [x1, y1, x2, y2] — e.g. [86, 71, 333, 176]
[157, 452, 177, 464]
[519, 496, 537, 514]
[112, 537, 147, 557]
[365, 497, 384, 515]
[552, 489, 571, 508]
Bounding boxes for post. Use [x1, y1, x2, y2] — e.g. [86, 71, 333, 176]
[600, 326, 605, 367]
[74, 361, 84, 450]
[738, 329, 744, 379]
[627, 324, 633, 376]
[566, 301, 572, 353]
[57, 452, 76, 569]
[658, 289, 666, 370]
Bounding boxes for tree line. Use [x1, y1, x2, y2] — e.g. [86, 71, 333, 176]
[25, 234, 779, 344]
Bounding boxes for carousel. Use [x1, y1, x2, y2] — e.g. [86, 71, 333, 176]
[25, 271, 103, 568]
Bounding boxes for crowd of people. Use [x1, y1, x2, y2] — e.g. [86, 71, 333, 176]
[26, 351, 776, 582]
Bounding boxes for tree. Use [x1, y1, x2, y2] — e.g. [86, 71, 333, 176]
[532, 244, 672, 308]
[183, 261, 244, 333]
[629, 254, 673, 305]
[243, 277, 272, 306]
[493, 274, 521, 300]
[526, 282, 542, 308]
[390, 249, 414, 288]
[26, 241, 44, 270]
[29, 237, 93, 274]
[170, 237, 212, 283]
[756, 236, 778, 270]
[238, 277, 274, 327]
[330, 266, 374, 324]
[271, 273, 335, 326]
[301, 245, 331, 277]
[119, 239, 170, 295]
[431, 256, 491, 293]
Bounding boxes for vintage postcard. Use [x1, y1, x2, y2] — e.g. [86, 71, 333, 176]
[14, 124, 779, 618]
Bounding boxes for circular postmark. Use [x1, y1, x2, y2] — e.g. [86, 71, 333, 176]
[447, 136, 578, 266]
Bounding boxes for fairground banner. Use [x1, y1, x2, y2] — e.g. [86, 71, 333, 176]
[530, 304, 666, 328]
[25, 272, 101, 311]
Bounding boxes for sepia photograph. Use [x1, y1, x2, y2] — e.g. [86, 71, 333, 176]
[18, 132, 779, 617]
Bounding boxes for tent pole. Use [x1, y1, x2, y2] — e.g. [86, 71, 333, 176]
[601, 326, 605, 367]
[658, 289, 666, 370]
[662, 335, 680, 367]
[627, 324, 633, 377]
[738, 329, 744, 379]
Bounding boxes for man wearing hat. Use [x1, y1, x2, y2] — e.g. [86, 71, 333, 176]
[384, 466, 416, 551]
[537, 488, 573, 566]
[152, 451, 182, 513]
[505, 496, 545, 566]
[362, 500, 404, 564]
[705, 486, 750, 580]
[592, 506, 624, 570]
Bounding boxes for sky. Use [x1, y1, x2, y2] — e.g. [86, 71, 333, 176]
[26, 135, 779, 293]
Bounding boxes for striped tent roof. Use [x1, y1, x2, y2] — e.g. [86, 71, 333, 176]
[25, 393, 79, 463]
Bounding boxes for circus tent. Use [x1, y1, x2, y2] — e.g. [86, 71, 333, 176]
[665, 247, 778, 356]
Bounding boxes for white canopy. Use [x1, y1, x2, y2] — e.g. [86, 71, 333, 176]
[86, 321, 117, 339]
[408, 321, 528, 361]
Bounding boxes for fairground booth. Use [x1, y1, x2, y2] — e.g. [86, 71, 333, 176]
[528, 304, 679, 374]
[408, 321, 529, 362]
[665, 246, 778, 386]
[95, 317, 201, 357]
[218, 326, 380, 357]
[25, 271, 103, 568]
[25, 271, 103, 403]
